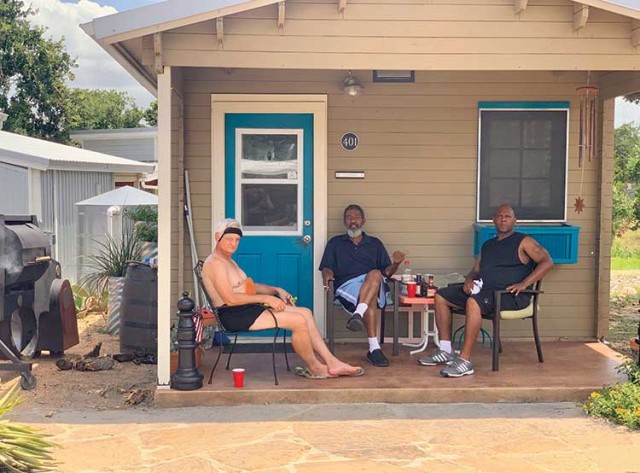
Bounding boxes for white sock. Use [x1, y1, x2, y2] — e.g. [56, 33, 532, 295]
[439, 340, 452, 354]
[355, 303, 368, 317]
[368, 337, 380, 352]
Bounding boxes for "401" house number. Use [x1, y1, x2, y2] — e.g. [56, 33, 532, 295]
[341, 132, 359, 151]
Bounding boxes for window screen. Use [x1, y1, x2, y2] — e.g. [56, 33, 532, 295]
[478, 109, 567, 221]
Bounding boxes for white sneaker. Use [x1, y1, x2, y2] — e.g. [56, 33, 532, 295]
[440, 357, 474, 377]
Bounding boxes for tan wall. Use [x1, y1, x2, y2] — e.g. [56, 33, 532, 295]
[139, 0, 640, 70]
[171, 68, 610, 340]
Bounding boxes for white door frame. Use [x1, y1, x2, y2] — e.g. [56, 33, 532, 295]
[211, 94, 328, 334]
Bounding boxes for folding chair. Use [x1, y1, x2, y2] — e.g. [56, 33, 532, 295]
[193, 260, 291, 385]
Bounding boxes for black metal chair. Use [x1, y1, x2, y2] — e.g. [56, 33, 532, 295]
[449, 280, 544, 371]
[325, 279, 397, 354]
[193, 260, 290, 385]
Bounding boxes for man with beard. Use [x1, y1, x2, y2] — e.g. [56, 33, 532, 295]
[320, 204, 406, 367]
[418, 204, 553, 377]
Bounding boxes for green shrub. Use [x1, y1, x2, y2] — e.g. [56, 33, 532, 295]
[582, 361, 640, 430]
[124, 206, 157, 243]
[80, 232, 142, 293]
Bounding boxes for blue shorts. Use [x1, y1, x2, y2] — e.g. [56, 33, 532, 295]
[335, 274, 388, 314]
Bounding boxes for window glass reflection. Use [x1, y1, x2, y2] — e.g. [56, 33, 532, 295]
[241, 134, 298, 179]
[241, 184, 298, 231]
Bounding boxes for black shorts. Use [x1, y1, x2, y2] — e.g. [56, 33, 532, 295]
[217, 304, 267, 332]
[437, 285, 531, 317]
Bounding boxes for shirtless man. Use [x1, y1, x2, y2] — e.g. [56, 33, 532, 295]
[202, 218, 364, 379]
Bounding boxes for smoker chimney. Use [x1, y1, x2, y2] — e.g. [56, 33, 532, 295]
[0, 111, 7, 130]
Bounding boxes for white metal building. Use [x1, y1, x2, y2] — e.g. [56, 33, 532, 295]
[0, 130, 155, 281]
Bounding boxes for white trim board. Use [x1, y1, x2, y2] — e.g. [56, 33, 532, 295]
[211, 94, 329, 334]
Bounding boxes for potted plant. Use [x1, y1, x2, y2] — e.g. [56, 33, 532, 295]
[81, 232, 142, 335]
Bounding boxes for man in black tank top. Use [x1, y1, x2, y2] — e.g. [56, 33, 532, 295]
[418, 204, 553, 377]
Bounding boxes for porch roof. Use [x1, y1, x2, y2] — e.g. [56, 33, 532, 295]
[82, 0, 640, 98]
[82, 0, 640, 44]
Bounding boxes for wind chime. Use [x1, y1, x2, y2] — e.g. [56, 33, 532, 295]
[574, 79, 599, 214]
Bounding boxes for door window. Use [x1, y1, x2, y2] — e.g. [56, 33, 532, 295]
[236, 129, 303, 234]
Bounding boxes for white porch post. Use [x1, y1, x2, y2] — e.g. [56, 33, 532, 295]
[157, 66, 172, 386]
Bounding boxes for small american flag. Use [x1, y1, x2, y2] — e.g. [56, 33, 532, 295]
[194, 308, 217, 344]
[193, 313, 204, 343]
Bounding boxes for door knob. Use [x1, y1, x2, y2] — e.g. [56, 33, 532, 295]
[301, 235, 312, 245]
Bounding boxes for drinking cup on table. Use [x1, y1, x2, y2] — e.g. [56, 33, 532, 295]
[232, 368, 245, 388]
[406, 282, 417, 298]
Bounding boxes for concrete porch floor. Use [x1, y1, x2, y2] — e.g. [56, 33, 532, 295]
[156, 341, 628, 407]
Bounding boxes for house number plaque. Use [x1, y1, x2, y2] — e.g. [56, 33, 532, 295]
[341, 132, 359, 151]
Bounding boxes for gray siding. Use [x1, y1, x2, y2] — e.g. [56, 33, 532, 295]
[40, 172, 56, 256]
[82, 138, 156, 163]
[175, 68, 606, 341]
[0, 162, 28, 214]
[40, 171, 113, 282]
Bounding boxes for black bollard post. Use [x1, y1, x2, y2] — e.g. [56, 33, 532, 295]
[170, 291, 203, 390]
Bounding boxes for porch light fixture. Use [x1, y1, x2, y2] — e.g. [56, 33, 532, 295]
[343, 71, 362, 97]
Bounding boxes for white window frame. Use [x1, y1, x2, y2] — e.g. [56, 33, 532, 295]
[476, 105, 570, 223]
[235, 128, 304, 236]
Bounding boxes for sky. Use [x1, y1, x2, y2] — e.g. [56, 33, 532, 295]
[28, 0, 640, 126]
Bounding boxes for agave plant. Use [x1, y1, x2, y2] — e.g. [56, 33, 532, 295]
[0, 384, 57, 472]
[80, 232, 142, 293]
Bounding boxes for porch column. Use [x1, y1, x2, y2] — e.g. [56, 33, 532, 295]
[595, 97, 615, 339]
[157, 66, 173, 386]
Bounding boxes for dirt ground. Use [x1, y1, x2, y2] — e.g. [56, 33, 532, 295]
[1, 312, 157, 410]
[1, 271, 639, 411]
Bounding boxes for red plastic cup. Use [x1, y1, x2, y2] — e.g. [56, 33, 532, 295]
[232, 368, 245, 388]
[406, 282, 417, 298]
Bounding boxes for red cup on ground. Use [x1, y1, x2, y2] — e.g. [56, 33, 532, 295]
[232, 368, 245, 388]
[406, 282, 417, 298]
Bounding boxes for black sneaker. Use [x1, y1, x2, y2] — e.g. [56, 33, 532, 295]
[366, 349, 389, 367]
[345, 313, 364, 332]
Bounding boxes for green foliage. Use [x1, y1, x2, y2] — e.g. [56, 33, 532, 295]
[71, 284, 107, 315]
[613, 123, 640, 235]
[582, 362, 640, 430]
[0, 384, 58, 472]
[0, 0, 76, 142]
[66, 89, 144, 130]
[80, 232, 142, 293]
[611, 257, 640, 270]
[611, 231, 640, 269]
[124, 206, 158, 243]
[144, 100, 158, 126]
[619, 359, 640, 385]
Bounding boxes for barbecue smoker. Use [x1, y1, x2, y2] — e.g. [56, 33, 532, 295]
[0, 215, 79, 389]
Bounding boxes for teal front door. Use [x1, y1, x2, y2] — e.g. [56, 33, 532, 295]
[225, 113, 314, 318]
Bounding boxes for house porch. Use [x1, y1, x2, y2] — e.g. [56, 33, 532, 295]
[156, 340, 626, 407]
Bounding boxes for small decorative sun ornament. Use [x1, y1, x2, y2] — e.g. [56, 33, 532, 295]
[573, 196, 585, 214]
